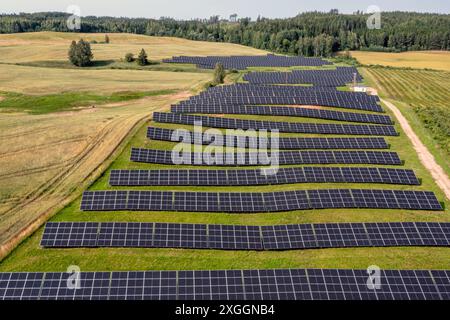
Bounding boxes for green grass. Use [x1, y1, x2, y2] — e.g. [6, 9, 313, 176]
[1, 99, 449, 272]
[362, 67, 450, 175]
[0, 89, 176, 114]
[10, 60, 213, 74]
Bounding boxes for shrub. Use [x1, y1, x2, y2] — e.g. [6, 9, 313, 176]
[68, 39, 93, 67]
[137, 48, 148, 66]
[125, 53, 134, 63]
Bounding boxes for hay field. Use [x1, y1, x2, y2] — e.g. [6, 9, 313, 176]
[0, 32, 267, 257]
[351, 50, 450, 71]
[0, 31, 267, 64]
[0, 63, 209, 94]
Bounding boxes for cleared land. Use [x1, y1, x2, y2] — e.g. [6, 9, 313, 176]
[351, 51, 450, 71]
[0, 32, 264, 258]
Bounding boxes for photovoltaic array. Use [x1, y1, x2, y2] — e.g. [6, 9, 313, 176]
[147, 127, 389, 150]
[130, 148, 402, 166]
[23, 54, 447, 302]
[171, 105, 393, 124]
[153, 112, 398, 136]
[1, 268, 450, 300]
[243, 67, 362, 86]
[80, 190, 442, 212]
[109, 167, 419, 186]
[41, 222, 450, 250]
[162, 54, 332, 69]
[174, 83, 382, 112]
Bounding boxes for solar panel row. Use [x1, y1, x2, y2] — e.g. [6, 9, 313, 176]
[109, 167, 419, 186]
[80, 189, 442, 212]
[162, 54, 332, 69]
[130, 148, 402, 166]
[243, 67, 362, 86]
[171, 105, 393, 125]
[147, 127, 389, 150]
[1, 268, 449, 300]
[153, 113, 398, 136]
[176, 83, 381, 112]
[40, 222, 450, 250]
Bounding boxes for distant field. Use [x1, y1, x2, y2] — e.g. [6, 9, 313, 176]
[351, 51, 450, 71]
[0, 31, 267, 64]
[363, 67, 450, 174]
[0, 63, 209, 95]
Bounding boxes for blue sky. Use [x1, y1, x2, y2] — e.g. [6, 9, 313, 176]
[2, 0, 449, 19]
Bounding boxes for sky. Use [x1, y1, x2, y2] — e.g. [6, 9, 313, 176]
[2, 0, 449, 20]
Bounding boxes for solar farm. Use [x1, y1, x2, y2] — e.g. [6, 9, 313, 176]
[1, 54, 449, 301]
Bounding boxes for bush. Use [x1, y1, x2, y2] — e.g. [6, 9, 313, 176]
[68, 39, 93, 67]
[125, 53, 134, 63]
[137, 48, 148, 66]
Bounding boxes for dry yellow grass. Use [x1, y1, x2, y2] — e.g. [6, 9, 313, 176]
[0, 63, 209, 94]
[351, 50, 450, 71]
[0, 93, 192, 254]
[0, 31, 267, 63]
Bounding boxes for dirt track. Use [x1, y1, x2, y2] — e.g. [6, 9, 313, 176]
[371, 90, 450, 200]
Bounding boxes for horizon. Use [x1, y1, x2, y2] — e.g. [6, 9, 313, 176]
[1, 0, 449, 20]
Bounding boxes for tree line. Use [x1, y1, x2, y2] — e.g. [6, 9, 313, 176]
[0, 11, 449, 57]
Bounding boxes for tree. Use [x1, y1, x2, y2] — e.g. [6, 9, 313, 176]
[137, 48, 148, 66]
[105, 34, 110, 43]
[213, 62, 226, 85]
[125, 52, 134, 62]
[68, 39, 93, 67]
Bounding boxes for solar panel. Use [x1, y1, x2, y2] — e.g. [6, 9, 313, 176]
[2, 268, 449, 300]
[171, 105, 393, 125]
[153, 113, 397, 136]
[173, 83, 381, 112]
[41, 222, 450, 250]
[243, 67, 362, 87]
[80, 189, 442, 212]
[163, 54, 331, 69]
[147, 127, 389, 150]
[109, 167, 419, 186]
[130, 148, 402, 166]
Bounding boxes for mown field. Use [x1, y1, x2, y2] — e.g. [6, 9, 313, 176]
[1, 103, 449, 272]
[351, 51, 450, 71]
[362, 67, 450, 174]
[0, 31, 266, 64]
[0, 32, 265, 258]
